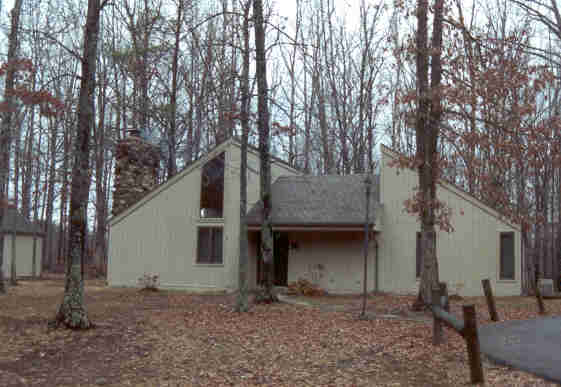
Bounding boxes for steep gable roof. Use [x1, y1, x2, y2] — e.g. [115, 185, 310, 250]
[380, 144, 521, 231]
[1, 208, 44, 235]
[109, 137, 301, 227]
[245, 174, 380, 227]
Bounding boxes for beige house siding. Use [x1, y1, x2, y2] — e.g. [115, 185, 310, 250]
[2, 235, 43, 277]
[286, 231, 377, 293]
[108, 139, 300, 291]
[379, 146, 521, 297]
[225, 143, 301, 290]
[108, 138, 518, 296]
[246, 230, 377, 294]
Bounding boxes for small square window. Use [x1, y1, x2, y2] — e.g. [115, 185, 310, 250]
[197, 227, 223, 264]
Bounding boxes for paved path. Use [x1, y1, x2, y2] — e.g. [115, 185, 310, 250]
[479, 316, 561, 383]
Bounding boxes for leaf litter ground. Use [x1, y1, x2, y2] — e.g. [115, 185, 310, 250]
[0, 278, 559, 386]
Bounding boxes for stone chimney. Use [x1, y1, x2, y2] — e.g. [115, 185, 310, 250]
[112, 130, 160, 217]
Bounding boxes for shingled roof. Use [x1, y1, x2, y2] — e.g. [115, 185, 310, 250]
[245, 174, 381, 227]
[0, 208, 44, 235]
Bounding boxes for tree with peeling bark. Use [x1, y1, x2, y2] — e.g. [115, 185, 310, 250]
[254, 0, 276, 303]
[52, 0, 106, 329]
[413, 0, 444, 308]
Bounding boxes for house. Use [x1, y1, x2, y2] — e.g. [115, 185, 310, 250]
[244, 174, 381, 294]
[107, 138, 521, 297]
[1, 207, 44, 278]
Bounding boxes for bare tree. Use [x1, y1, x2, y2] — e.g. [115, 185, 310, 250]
[414, 0, 444, 307]
[254, 0, 275, 302]
[53, 0, 106, 329]
[0, 0, 24, 293]
[235, 0, 251, 312]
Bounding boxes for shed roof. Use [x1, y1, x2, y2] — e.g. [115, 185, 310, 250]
[0, 207, 44, 235]
[245, 174, 380, 227]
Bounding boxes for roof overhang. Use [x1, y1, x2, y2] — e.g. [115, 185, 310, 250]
[247, 223, 381, 232]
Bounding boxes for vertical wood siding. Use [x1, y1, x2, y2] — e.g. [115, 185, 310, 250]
[379, 147, 521, 297]
[2, 235, 43, 277]
[108, 141, 300, 291]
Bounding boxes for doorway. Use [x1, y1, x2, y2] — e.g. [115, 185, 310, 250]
[256, 232, 289, 287]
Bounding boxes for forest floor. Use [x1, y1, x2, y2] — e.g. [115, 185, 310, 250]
[0, 278, 560, 386]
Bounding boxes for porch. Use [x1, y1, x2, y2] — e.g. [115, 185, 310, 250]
[248, 229, 379, 294]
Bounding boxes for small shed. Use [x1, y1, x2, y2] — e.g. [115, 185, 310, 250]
[1, 208, 44, 278]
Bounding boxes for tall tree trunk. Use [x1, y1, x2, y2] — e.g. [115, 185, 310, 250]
[43, 115, 57, 271]
[360, 176, 372, 318]
[166, 0, 183, 178]
[21, 75, 37, 221]
[59, 123, 70, 269]
[10, 205, 17, 285]
[0, 0, 24, 293]
[53, 0, 103, 330]
[31, 124, 43, 278]
[94, 72, 107, 275]
[254, 0, 275, 302]
[10, 175, 18, 285]
[414, 0, 444, 308]
[236, 0, 251, 313]
[11, 119, 20, 285]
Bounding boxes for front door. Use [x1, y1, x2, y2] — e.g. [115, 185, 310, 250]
[256, 232, 289, 287]
[274, 232, 289, 286]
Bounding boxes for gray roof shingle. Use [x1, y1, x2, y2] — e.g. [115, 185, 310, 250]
[0, 207, 44, 235]
[245, 174, 380, 227]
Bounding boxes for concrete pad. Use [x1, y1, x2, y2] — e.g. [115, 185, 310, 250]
[479, 316, 561, 383]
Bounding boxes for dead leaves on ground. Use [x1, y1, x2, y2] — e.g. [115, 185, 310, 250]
[0, 281, 560, 386]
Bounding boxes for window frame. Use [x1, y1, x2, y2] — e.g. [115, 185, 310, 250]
[499, 231, 515, 281]
[196, 226, 224, 265]
[199, 152, 225, 220]
[416, 231, 436, 279]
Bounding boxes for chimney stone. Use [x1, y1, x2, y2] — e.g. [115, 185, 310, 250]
[112, 134, 159, 217]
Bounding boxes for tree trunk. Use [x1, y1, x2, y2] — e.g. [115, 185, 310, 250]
[31, 128, 43, 278]
[236, 0, 251, 313]
[21, 99, 36, 221]
[167, 0, 183, 178]
[10, 199, 17, 285]
[0, 216, 4, 293]
[360, 176, 372, 318]
[11, 115, 20, 286]
[53, 0, 103, 330]
[58, 121, 70, 269]
[94, 59, 107, 275]
[414, 0, 444, 308]
[254, 0, 276, 303]
[0, 0, 24, 292]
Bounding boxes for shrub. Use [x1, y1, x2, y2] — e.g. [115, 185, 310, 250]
[138, 273, 159, 291]
[287, 278, 326, 296]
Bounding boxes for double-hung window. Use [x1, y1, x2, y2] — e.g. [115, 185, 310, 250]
[197, 227, 223, 264]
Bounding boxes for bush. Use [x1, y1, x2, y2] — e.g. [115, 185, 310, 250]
[287, 278, 326, 296]
[138, 273, 159, 291]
